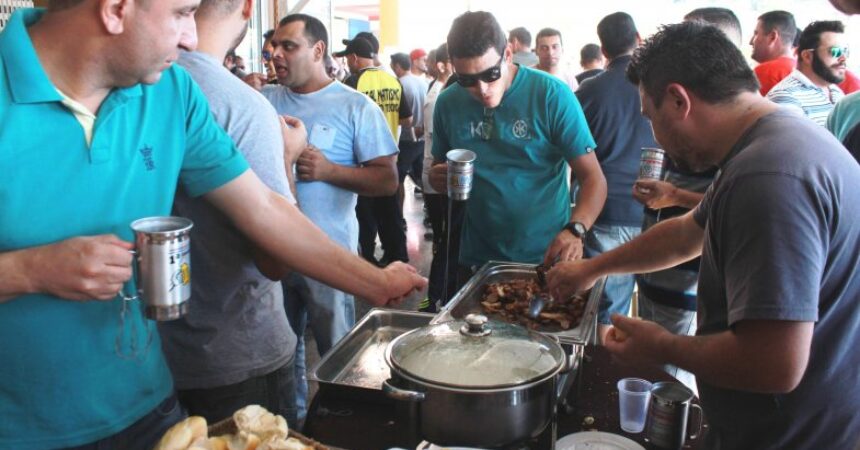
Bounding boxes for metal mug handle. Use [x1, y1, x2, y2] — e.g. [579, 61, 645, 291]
[382, 379, 426, 402]
[120, 249, 139, 301]
[688, 403, 704, 440]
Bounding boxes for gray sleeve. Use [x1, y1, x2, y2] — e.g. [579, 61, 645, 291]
[692, 181, 715, 227]
[716, 174, 825, 326]
[231, 97, 294, 203]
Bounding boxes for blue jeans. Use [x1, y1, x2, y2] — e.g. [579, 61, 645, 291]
[176, 361, 297, 427]
[64, 393, 186, 450]
[283, 272, 355, 425]
[638, 292, 698, 393]
[584, 223, 641, 325]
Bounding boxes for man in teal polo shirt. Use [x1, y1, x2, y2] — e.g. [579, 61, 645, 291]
[0, 2, 426, 449]
[429, 11, 606, 278]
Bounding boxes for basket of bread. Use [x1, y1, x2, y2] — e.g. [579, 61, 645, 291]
[153, 405, 327, 450]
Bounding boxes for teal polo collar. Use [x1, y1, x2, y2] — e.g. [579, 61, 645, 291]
[1, 8, 142, 106]
[1, 9, 60, 104]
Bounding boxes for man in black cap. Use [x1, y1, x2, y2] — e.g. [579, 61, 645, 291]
[336, 36, 414, 266]
[347, 31, 382, 67]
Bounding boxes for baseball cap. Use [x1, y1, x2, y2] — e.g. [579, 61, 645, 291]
[410, 48, 427, 61]
[333, 37, 376, 59]
[351, 31, 380, 53]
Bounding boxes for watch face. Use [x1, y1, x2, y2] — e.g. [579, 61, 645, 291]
[565, 222, 586, 238]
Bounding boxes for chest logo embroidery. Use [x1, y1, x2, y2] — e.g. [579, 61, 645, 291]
[512, 120, 529, 139]
[139, 145, 156, 171]
[470, 120, 492, 139]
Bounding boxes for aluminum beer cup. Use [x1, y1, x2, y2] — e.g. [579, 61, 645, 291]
[446, 149, 476, 201]
[639, 147, 667, 180]
[644, 381, 704, 449]
[129, 216, 194, 321]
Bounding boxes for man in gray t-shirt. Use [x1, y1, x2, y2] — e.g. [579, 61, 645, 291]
[391, 52, 427, 186]
[548, 23, 860, 449]
[157, 0, 301, 425]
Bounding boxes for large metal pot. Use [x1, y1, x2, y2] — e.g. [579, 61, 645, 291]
[383, 314, 572, 447]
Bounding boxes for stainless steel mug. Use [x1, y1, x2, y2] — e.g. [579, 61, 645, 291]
[645, 382, 703, 449]
[446, 149, 476, 201]
[128, 216, 194, 321]
[639, 148, 667, 180]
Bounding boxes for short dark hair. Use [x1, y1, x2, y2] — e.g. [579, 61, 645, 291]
[196, 0, 243, 18]
[447, 11, 507, 60]
[684, 7, 742, 45]
[509, 27, 532, 47]
[627, 22, 759, 107]
[797, 21, 845, 52]
[580, 43, 602, 63]
[536, 28, 563, 46]
[436, 43, 450, 64]
[597, 12, 638, 59]
[263, 29, 275, 41]
[391, 53, 411, 70]
[279, 14, 329, 54]
[758, 11, 797, 46]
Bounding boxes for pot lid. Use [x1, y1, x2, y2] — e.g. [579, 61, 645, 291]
[388, 314, 565, 388]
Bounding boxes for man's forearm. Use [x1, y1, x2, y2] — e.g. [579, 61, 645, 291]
[658, 321, 812, 393]
[284, 161, 299, 205]
[591, 211, 703, 277]
[205, 172, 390, 301]
[326, 164, 398, 196]
[0, 249, 33, 303]
[670, 187, 705, 209]
[571, 170, 607, 229]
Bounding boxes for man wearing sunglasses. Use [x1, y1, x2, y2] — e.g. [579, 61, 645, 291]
[766, 20, 847, 126]
[429, 11, 606, 284]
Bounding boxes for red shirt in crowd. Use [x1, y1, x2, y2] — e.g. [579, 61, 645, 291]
[754, 56, 796, 96]
[838, 70, 860, 94]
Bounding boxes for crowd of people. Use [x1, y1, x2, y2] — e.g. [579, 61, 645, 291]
[0, 0, 859, 449]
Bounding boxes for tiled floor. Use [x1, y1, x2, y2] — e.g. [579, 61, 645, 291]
[304, 178, 435, 401]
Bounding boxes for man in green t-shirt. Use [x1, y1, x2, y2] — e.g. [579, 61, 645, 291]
[429, 11, 606, 280]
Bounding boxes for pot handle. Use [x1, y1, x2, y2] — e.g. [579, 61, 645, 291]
[560, 351, 578, 374]
[383, 379, 426, 402]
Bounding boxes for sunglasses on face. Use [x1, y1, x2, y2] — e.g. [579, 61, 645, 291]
[262, 50, 272, 62]
[456, 56, 504, 87]
[829, 46, 850, 59]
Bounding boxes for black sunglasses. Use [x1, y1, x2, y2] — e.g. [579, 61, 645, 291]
[262, 50, 272, 62]
[457, 56, 504, 87]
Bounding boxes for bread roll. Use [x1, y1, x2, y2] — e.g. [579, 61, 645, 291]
[152, 416, 208, 450]
[258, 437, 312, 450]
[226, 431, 261, 450]
[233, 405, 288, 441]
[186, 436, 229, 450]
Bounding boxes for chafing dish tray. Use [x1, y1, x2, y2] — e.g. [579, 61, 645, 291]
[432, 261, 605, 346]
[309, 308, 434, 403]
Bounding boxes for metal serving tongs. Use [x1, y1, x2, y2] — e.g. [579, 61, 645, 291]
[527, 257, 559, 319]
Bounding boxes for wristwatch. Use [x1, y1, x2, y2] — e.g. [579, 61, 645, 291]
[563, 221, 588, 239]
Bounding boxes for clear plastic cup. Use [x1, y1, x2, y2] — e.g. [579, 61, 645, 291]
[617, 378, 652, 433]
